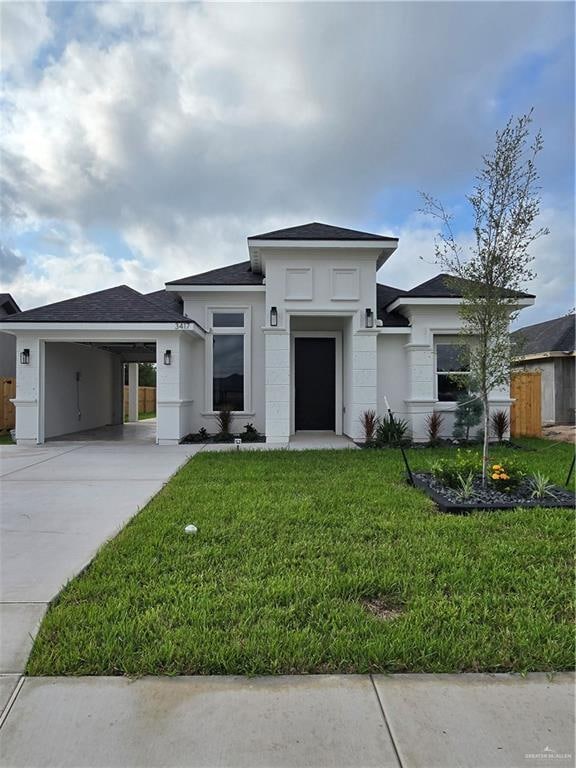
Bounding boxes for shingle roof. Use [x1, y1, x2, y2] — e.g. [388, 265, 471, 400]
[398, 273, 535, 300]
[1, 285, 190, 324]
[376, 283, 409, 327]
[248, 222, 397, 241]
[0, 293, 20, 314]
[166, 261, 264, 286]
[145, 288, 184, 315]
[511, 315, 575, 356]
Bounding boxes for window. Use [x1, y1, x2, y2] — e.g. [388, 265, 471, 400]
[208, 308, 249, 412]
[213, 312, 244, 328]
[436, 341, 469, 402]
[213, 335, 244, 410]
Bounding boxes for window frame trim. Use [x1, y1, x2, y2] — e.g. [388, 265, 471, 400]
[434, 337, 470, 403]
[205, 306, 252, 414]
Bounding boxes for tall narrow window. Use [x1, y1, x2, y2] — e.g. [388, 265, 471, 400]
[436, 340, 470, 401]
[209, 308, 248, 412]
[213, 335, 244, 411]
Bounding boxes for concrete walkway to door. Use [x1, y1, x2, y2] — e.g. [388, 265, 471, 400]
[0, 437, 201, 679]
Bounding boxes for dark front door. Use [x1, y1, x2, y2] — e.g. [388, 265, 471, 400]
[295, 338, 336, 430]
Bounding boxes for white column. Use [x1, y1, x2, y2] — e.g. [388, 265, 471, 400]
[264, 330, 290, 444]
[156, 333, 184, 445]
[127, 362, 139, 423]
[404, 342, 435, 441]
[13, 336, 43, 445]
[111, 357, 124, 426]
[348, 330, 378, 440]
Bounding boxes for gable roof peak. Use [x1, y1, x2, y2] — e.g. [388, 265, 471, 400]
[248, 221, 397, 242]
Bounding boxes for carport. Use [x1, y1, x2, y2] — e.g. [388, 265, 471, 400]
[0, 285, 205, 446]
[43, 339, 157, 443]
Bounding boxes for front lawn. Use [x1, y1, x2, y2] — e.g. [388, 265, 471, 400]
[27, 440, 575, 676]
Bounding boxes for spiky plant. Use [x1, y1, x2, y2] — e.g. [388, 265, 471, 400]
[529, 472, 557, 500]
[426, 412, 444, 444]
[490, 410, 510, 442]
[360, 410, 379, 444]
[216, 407, 233, 435]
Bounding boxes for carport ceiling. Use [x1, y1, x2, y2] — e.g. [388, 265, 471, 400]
[78, 341, 157, 361]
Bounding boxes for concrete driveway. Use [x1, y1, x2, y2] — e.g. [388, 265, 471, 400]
[0, 440, 199, 679]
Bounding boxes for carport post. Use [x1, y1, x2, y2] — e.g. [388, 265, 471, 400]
[127, 363, 139, 422]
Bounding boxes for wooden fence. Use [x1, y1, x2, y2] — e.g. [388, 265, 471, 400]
[123, 386, 156, 416]
[510, 370, 542, 438]
[0, 377, 16, 432]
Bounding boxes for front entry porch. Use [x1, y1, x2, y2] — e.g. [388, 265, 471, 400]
[264, 313, 378, 444]
[288, 431, 357, 450]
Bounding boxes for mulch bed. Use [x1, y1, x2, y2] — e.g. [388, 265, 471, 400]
[181, 433, 266, 444]
[412, 472, 575, 514]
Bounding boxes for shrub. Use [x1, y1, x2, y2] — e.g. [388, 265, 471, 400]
[490, 410, 510, 442]
[212, 432, 235, 443]
[360, 410, 379, 444]
[426, 412, 444, 444]
[216, 407, 233, 435]
[375, 415, 409, 446]
[198, 427, 209, 441]
[452, 392, 483, 441]
[487, 458, 526, 492]
[429, 449, 482, 489]
[241, 423, 261, 443]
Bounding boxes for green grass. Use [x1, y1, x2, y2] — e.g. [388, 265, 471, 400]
[0, 433, 15, 445]
[27, 439, 575, 677]
[123, 411, 156, 422]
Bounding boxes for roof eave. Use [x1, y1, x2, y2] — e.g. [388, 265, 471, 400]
[165, 284, 266, 292]
[247, 239, 398, 273]
[386, 296, 535, 312]
[0, 321, 206, 336]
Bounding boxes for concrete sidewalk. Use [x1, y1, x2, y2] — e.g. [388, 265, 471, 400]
[0, 673, 573, 767]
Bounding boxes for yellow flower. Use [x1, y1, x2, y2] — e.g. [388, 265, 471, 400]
[500, 474, 509, 480]
[491, 473, 500, 480]
[492, 464, 501, 470]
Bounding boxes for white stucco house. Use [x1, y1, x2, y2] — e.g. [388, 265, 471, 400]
[0, 222, 534, 446]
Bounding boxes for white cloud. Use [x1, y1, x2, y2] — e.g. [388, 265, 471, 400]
[0, 2, 573, 315]
[0, 2, 54, 77]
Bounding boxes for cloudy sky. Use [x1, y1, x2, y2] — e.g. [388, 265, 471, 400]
[1, 1, 574, 326]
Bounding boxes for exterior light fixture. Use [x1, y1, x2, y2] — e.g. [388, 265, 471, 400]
[20, 348, 30, 365]
[163, 349, 172, 365]
[270, 306, 278, 327]
[365, 308, 374, 329]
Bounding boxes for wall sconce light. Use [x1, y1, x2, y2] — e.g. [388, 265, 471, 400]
[20, 348, 30, 365]
[163, 349, 172, 365]
[365, 308, 374, 329]
[270, 306, 278, 327]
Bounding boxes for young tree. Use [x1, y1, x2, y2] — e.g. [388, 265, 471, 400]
[421, 111, 548, 484]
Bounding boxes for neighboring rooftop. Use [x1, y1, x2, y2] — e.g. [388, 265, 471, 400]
[0, 293, 20, 315]
[248, 222, 397, 241]
[1, 285, 191, 324]
[511, 314, 575, 357]
[166, 260, 264, 287]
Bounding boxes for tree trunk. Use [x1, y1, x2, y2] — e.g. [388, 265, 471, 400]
[481, 394, 490, 487]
